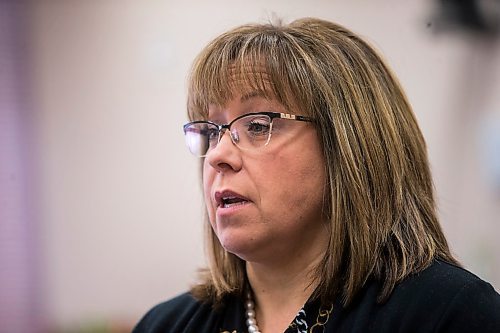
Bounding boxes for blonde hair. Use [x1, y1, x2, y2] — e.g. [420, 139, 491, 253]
[187, 17, 458, 306]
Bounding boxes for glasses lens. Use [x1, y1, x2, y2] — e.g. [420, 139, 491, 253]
[184, 122, 218, 156]
[232, 114, 272, 150]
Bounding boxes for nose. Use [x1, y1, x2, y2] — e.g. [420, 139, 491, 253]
[205, 129, 242, 173]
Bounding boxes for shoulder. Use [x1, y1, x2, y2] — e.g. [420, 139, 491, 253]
[338, 260, 500, 332]
[400, 259, 493, 292]
[385, 260, 500, 331]
[132, 292, 218, 333]
[399, 260, 498, 302]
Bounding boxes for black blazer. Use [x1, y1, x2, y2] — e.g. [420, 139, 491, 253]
[133, 260, 500, 332]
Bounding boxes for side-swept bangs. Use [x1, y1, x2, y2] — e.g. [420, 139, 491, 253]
[187, 24, 317, 121]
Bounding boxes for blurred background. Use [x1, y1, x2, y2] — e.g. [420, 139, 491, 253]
[1, 0, 499, 332]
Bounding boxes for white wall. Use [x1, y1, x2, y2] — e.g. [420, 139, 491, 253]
[28, 0, 500, 330]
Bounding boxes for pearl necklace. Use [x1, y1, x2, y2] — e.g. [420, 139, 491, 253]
[245, 289, 261, 333]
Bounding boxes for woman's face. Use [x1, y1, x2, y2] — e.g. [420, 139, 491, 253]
[202, 90, 329, 263]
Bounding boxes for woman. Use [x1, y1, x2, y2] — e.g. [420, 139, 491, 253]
[134, 18, 500, 332]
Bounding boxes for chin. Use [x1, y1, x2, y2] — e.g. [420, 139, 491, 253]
[217, 231, 263, 261]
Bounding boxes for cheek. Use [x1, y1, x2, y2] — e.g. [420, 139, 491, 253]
[263, 156, 323, 205]
[263, 146, 326, 214]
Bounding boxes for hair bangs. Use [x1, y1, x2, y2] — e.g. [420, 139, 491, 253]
[187, 25, 307, 121]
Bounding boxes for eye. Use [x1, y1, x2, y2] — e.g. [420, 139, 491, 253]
[205, 126, 219, 141]
[245, 117, 271, 136]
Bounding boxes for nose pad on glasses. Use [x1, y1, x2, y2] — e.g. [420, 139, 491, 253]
[211, 129, 240, 155]
[230, 131, 240, 143]
[218, 128, 239, 145]
[216, 128, 234, 146]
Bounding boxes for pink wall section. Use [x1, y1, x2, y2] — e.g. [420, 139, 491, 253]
[0, 1, 41, 332]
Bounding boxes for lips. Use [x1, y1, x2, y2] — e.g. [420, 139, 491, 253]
[214, 190, 250, 209]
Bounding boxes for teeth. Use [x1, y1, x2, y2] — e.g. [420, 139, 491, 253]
[221, 196, 247, 208]
[222, 201, 247, 208]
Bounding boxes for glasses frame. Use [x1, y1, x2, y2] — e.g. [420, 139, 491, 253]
[183, 111, 314, 157]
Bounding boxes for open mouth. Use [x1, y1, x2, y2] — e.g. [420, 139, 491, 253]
[215, 190, 250, 209]
[220, 196, 249, 208]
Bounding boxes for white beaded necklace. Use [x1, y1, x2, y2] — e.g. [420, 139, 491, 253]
[244, 289, 261, 333]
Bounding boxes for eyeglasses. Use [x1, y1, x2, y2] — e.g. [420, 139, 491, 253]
[183, 112, 314, 157]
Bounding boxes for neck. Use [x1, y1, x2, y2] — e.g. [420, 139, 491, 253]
[245, 245, 326, 332]
[246, 258, 318, 300]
